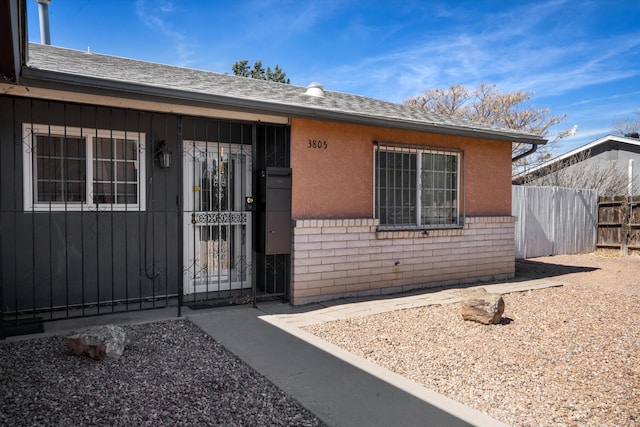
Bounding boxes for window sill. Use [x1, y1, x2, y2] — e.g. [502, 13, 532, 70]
[376, 226, 464, 239]
[25, 204, 145, 212]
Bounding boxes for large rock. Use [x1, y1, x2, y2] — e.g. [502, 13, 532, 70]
[460, 289, 505, 325]
[67, 324, 127, 361]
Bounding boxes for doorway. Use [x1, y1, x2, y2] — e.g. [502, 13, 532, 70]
[183, 141, 252, 295]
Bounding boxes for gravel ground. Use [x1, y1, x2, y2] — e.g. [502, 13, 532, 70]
[0, 319, 325, 427]
[305, 253, 640, 427]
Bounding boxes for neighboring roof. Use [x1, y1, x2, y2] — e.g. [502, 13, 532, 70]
[513, 134, 640, 180]
[20, 43, 546, 145]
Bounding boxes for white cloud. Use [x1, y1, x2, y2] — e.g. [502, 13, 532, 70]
[236, 0, 345, 46]
[332, 35, 633, 121]
[135, 0, 196, 67]
[300, 0, 636, 104]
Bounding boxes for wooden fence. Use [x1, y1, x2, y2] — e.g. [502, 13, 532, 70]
[597, 196, 640, 255]
[512, 186, 598, 259]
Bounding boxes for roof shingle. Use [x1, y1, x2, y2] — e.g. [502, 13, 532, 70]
[24, 43, 545, 144]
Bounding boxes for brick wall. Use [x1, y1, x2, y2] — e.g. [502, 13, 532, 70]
[290, 216, 516, 305]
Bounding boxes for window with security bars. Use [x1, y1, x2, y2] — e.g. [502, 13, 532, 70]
[375, 142, 462, 228]
[23, 124, 145, 211]
[93, 137, 140, 204]
[34, 134, 86, 203]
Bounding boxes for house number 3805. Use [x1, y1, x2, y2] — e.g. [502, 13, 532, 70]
[307, 139, 328, 149]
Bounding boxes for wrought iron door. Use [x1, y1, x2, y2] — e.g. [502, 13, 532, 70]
[183, 141, 252, 294]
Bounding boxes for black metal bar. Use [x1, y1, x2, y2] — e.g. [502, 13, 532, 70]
[206, 119, 212, 299]
[93, 109, 100, 314]
[177, 116, 184, 317]
[63, 103, 69, 319]
[80, 107, 86, 316]
[29, 99, 37, 324]
[124, 113, 130, 312]
[150, 113, 156, 307]
[137, 113, 142, 310]
[226, 126, 232, 299]
[46, 104, 54, 320]
[0, 98, 12, 339]
[12, 97, 19, 326]
[189, 119, 196, 305]
[166, 114, 175, 307]
[239, 124, 247, 298]
[224, 128, 229, 300]
[109, 108, 115, 313]
[251, 124, 258, 307]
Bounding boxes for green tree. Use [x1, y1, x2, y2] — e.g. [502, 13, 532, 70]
[266, 65, 289, 84]
[232, 59, 290, 84]
[232, 59, 250, 77]
[404, 82, 571, 173]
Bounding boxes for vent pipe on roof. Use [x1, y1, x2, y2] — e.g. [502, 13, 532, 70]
[36, 0, 51, 45]
[304, 82, 325, 97]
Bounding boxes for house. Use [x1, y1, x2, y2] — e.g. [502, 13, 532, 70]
[0, 0, 546, 330]
[512, 134, 640, 257]
[513, 134, 640, 195]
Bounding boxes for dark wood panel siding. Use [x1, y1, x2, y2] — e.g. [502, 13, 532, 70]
[1, 95, 292, 320]
[1, 96, 181, 314]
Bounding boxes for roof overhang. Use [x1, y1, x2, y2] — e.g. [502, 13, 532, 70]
[16, 66, 547, 145]
[0, 79, 291, 125]
[3, 1, 545, 146]
[0, 0, 26, 83]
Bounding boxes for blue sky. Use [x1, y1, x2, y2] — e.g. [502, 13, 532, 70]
[27, 0, 640, 155]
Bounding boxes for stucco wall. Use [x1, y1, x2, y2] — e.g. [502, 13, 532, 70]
[290, 118, 513, 219]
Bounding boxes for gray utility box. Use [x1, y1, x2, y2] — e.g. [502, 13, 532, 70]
[258, 168, 292, 254]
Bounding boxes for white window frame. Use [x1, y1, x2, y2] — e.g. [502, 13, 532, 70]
[23, 123, 146, 212]
[374, 143, 463, 229]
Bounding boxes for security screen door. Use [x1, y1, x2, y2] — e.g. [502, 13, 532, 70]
[183, 141, 252, 294]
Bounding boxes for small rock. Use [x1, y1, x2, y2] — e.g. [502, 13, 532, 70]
[67, 324, 127, 360]
[460, 289, 505, 325]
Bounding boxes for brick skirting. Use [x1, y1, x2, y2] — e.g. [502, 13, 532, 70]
[290, 217, 516, 305]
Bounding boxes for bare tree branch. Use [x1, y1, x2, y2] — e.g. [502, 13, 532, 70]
[521, 150, 637, 196]
[612, 109, 640, 136]
[404, 82, 569, 175]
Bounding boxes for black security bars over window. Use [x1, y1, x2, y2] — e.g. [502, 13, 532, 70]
[0, 97, 180, 337]
[374, 141, 465, 230]
[1, 96, 292, 338]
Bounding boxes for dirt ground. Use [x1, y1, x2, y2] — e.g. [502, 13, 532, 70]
[307, 252, 640, 426]
[516, 252, 640, 296]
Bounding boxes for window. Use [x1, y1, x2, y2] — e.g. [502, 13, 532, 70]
[23, 124, 145, 211]
[375, 142, 462, 229]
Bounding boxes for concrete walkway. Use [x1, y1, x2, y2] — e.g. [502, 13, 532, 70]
[11, 278, 563, 427]
[190, 278, 562, 427]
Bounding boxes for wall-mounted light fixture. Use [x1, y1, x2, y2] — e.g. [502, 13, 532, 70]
[155, 140, 172, 169]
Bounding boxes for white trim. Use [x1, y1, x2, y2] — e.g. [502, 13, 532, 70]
[22, 123, 146, 212]
[374, 144, 461, 229]
[2, 83, 290, 125]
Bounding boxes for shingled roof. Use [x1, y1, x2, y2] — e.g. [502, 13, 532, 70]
[23, 43, 545, 145]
